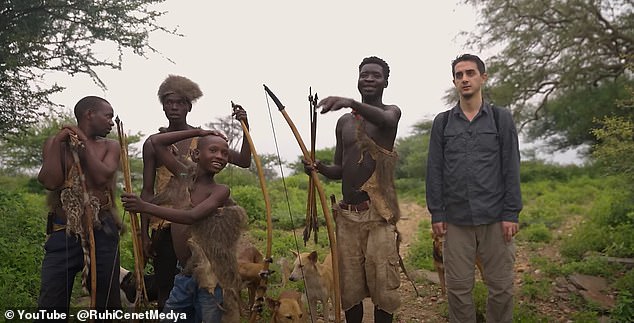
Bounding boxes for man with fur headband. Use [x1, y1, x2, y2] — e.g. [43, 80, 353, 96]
[122, 129, 247, 322]
[137, 75, 252, 310]
[306, 56, 402, 323]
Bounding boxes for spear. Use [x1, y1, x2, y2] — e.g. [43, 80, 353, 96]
[115, 116, 147, 308]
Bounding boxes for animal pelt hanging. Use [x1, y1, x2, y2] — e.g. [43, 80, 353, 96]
[150, 160, 197, 210]
[150, 162, 247, 322]
[355, 119, 401, 224]
[185, 205, 248, 323]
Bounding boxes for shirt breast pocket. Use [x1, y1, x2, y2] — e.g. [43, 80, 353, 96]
[443, 134, 463, 153]
[476, 131, 499, 153]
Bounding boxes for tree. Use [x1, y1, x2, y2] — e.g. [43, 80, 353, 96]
[592, 57, 634, 185]
[461, 0, 633, 151]
[0, 0, 176, 138]
[395, 120, 432, 180]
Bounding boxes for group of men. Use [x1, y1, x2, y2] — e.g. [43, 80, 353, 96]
[36, 53, 522, 323]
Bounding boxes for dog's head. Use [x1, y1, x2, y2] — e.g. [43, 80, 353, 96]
[118, 266, 135, 308]
[288, 251, 319, 282]
[267, 290, 306, 323]
[431, 231, 444, 263]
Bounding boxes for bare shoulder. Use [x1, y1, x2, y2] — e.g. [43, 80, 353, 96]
[384, 104, 401, 115]
[103, 138, 120, 151]
[337, 113, 356, 126]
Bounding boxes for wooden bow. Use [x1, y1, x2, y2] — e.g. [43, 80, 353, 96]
[263, 85, 342, 323]
[231, 102, 274, 323]
[68, 133, 98, 312]
[115, 117, 148, 308]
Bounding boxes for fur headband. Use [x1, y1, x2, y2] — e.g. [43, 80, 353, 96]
[157, 75, 203, 104]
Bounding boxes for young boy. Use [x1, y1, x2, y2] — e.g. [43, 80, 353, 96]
[121, 128, 246, 323]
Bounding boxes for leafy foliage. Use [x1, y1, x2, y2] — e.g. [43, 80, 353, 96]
[527, 79, 634, 151]
[591, 78, 634, 185]
[0, 109, 144, 180]
[462, 0, 634, 151]
[0, 0, 176, 137]
[0, 189, 47, 307]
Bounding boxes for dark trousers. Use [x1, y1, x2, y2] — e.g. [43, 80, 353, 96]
[37, 216, 121, 319]
[152, 227, 178, 311]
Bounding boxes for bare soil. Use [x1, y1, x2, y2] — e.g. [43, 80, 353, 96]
[357, 202, 598, 323]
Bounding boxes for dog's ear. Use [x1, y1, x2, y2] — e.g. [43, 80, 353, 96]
[291, 249, 298, 257]
[308, 251, 318, 263]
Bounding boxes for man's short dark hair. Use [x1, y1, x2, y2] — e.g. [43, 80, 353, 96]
[74, 96, 110, 120]
[359, 56, 390, 81]
[451, 54, 486, 77]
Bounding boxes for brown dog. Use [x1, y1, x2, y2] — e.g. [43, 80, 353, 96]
[238, 241, 266, 309]
[432, 231, 485, 295]
[267, 290, 307, 323]
[289, 251, 334, 323]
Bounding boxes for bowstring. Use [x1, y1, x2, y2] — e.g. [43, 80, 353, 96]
[263, 89, 316, 320]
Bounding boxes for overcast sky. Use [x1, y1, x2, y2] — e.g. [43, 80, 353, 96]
[45, 1, 580, 165]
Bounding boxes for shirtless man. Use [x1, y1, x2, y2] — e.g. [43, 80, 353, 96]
[37, 96, 122, 315]
[308, 56, 401, 323]
[139, 75, 251, 310]
[123, 129, 247, 322]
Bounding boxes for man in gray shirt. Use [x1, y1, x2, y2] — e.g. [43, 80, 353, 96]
[426, 54, 522, 323]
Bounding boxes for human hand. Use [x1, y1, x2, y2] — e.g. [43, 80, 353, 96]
[317, 96, 355, 114]
[501, 221, 518, 242]
[302, 159, 321, 175]
[432, 222, 447, 237]
[231, 101, 249, 126]
[199, 129, 228, 141]
[121, 192, 148, 214]
[59, 125, 88, 143]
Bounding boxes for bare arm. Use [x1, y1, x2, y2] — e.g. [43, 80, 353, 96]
[228, 105, 252, 168]
[121, 185, 231, 225]
[318, 96, 401, 129]
[149, 129, 222, 176]
[140, 138, 157, 246]
[38, 130, 70, 190]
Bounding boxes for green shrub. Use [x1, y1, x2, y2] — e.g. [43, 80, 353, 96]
[520, 161, 588, 183]
[473, 281, 487, 321]
[518, 223, 552, 243]
[0, 191, 47, 307]
[614, 269, 634, 295]
[590, 189, 634, 227]
[513, 303, 549, 322]
[611, 290, 634, 323]
[232, 185, 266, 222]
[520, 274, 551, 300]
[405, 220, 434, 271]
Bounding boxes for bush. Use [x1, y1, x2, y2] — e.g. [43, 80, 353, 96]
[520, 161, 589, 183]
[611, 290, 634, 323]
[0, 191, 47, 307]
[518, 223, 552, 243]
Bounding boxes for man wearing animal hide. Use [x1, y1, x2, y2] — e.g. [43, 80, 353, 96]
[306, 56, 402, 323]
[37, 96, 123, 316]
